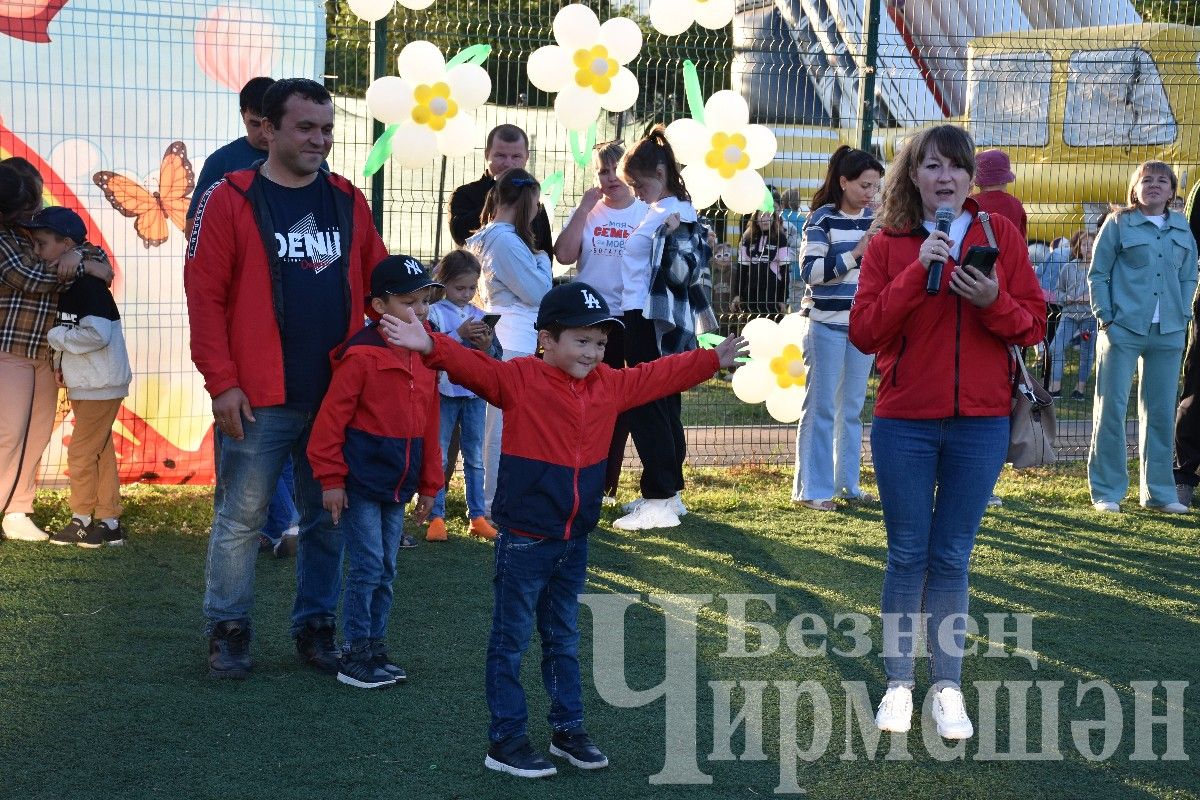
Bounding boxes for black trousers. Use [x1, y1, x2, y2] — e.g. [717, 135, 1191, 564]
[622, 310, 685, 499]
[601, 323, 630, 497]
[1174, 322, 1200, 487]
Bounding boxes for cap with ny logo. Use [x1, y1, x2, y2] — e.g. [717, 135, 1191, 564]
[535, 282, 624, 330]
[371, 254, 443, 298]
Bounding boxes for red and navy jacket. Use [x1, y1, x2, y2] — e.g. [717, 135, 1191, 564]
[184, 167, 388, 406]
[850, 199, 1046, 419]
[423, 333, 720, 539]
[308, 323, 442, 503]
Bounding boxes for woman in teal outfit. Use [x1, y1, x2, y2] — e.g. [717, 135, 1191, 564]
[1087, 161, 1198, 513]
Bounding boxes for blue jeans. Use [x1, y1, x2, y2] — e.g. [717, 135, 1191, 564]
[341, 490, 406, 645]
[203, 406, 344, 636]
[1088, 323, 1186, 506]
[1049, 313, 1097, 388]
[431, 395, 486, 520]
[487, 529, 588, 743]
[792, 321, 873, 501]
[261, 457, 299, 542]
[871, 416, 1009, 688]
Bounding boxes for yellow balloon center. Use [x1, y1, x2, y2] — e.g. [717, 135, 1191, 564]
[573, 45, 618, 94]
[769, 344, 806, 389]
[705, 132, 751, 180]
[411, 81, 459, 131]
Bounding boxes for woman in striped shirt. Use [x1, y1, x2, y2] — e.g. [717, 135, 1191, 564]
[792, 146, 885, 511]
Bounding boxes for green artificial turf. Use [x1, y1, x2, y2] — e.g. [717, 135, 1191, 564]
[1, 464, 1196, 800]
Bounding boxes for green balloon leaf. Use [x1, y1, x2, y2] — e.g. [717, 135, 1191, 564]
[363, 123, 400, 177]
[446, 43, 492, 69]
[541, 170, 565, 210]
[683, 59, 705, 125]
[759, 187, 775, 213]
[569, 123, 598, 169]
[697, 332, 724, 349]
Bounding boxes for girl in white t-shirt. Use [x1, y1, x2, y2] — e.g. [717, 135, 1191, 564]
[611, 126, 696, 531]
[556, 141, 648, 505]
[465, 168, 553, 518]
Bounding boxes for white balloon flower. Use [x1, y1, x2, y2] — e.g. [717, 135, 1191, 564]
[665, 90, 777, 214]
[364, 41, 492, 168]
[527, 4, 642, 131]
[729, 314, 808, 423]
[649, 0, 735, 36]
[348, 0, 435, 21]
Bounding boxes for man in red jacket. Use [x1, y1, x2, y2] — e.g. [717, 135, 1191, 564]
[185, 78, 388, 680]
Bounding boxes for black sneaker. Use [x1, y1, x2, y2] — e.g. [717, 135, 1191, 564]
[208, 619, 252, 679]
[549, 729, 609, 770]
[50, 518, 105, 548]
[93, 519, 125, 546]
[370, 639, 407, 682]
[294, 617, 340, 675]
[337, 643, 398, 689]
[484, 736, 557, 778]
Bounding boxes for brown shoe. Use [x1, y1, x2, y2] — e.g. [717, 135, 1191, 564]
[425, 518, 448, 542]
[469, 516, 497, 539]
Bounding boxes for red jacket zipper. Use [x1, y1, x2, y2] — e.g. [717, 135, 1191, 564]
[562, 382, 585, 539]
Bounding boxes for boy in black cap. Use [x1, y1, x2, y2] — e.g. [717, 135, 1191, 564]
[380, 282, 745, 778]
[26, 207, 131, 547]
[307, 254, 444, 689]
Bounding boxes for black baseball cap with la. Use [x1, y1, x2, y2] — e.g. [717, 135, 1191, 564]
[23, 206, 88, 243]
[536, 282, 624, 330]
[370, 254, 442, 298]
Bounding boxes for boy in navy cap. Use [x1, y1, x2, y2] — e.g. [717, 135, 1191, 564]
[25, 207, 131, 548]
[380, 282, 745, 778]
[307, 254, 443, 689]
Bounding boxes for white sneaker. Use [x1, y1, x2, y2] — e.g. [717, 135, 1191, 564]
[621, 495, 687, 516]
[620, 497, 645, 514]
[931, 686, 974, 739]
[1142, 501, 1190, 514]
[672, 492, 688, 517]
[1092, 501, 1120, 513]
[612, 498, 680, 530]
[2, 513, 49, 542]
[874, 685, 913, 733]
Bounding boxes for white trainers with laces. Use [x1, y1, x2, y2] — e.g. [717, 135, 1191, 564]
[621, 493, 687, 517]
[612, 498, 680, 530]
[672, 492, 687, 517]
[874, 685, 913, 733]
[1092, 501, 1120, 513]
[931, 686, 974, 739]
[620, 497, 645, 514]
[2, 513, 49, 542]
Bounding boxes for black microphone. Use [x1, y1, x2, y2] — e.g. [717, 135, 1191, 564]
[926, 206, 955, 295]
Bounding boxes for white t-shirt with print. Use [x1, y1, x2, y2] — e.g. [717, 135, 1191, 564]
[621, 196, 697, 312]
[562, 198, 648, 314]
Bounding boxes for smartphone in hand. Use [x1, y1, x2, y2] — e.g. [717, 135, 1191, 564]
[481, 313, 501, 328]
[961, 245, 999, 278]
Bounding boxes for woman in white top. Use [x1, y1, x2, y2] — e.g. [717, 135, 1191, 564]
[611, 126, 695, 531]
[556, 141, 648, 505]
[465, 168, 553, 517]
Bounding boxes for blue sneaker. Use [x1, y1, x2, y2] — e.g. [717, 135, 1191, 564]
[484, 736, 557, 778]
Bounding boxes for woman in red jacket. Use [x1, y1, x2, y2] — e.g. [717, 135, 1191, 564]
[849, 125, 1045, 742]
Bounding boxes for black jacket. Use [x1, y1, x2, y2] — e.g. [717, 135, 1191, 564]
[448, 172, 554, 252]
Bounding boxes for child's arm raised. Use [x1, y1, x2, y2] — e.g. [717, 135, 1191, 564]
[612, 335, 747, 411]
[379, 309, 521, 408]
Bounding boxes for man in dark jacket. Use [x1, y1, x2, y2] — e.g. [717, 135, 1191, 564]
[448, 124, 553, 252]
[185, 78, 389, 679]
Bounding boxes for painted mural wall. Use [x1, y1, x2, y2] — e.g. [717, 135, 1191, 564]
[1, 1, 325, 485]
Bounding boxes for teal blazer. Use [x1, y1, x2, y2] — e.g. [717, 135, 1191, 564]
[1089, 209, 1198, 336]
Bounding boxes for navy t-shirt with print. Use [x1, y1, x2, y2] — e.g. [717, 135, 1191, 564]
[258, 177, 348, 410]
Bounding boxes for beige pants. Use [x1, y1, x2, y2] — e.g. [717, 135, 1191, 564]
[0, 351, 58, 515]
[67, 398, 124, 519]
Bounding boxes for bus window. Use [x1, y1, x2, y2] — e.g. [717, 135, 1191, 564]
[968, 52, 1051, 147]
[1064, 48, 1175, 147]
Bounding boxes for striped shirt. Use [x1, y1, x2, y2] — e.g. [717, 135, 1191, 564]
[0, 226, 89, 361]
[799, 204, 873, 330]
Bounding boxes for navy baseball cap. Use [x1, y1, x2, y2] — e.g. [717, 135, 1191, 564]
[24, 206, 87, 243]
[370, 254, 442, 298]
[536, 282, 624, 330]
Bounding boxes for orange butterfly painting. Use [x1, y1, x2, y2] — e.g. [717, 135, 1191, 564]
[93, 141, 195, 248]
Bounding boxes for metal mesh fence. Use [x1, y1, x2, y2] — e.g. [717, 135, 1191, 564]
[3, 0, 1194, 485]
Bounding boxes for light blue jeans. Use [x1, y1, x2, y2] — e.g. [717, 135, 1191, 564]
[792, 320, 873, 501]
[1088, 323, 1186, 506]
[432, 394, 487, 520]
[1049, 313, 1097, 388]
[203, 406, 344, 637]
[872, 415, 1009, 688]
